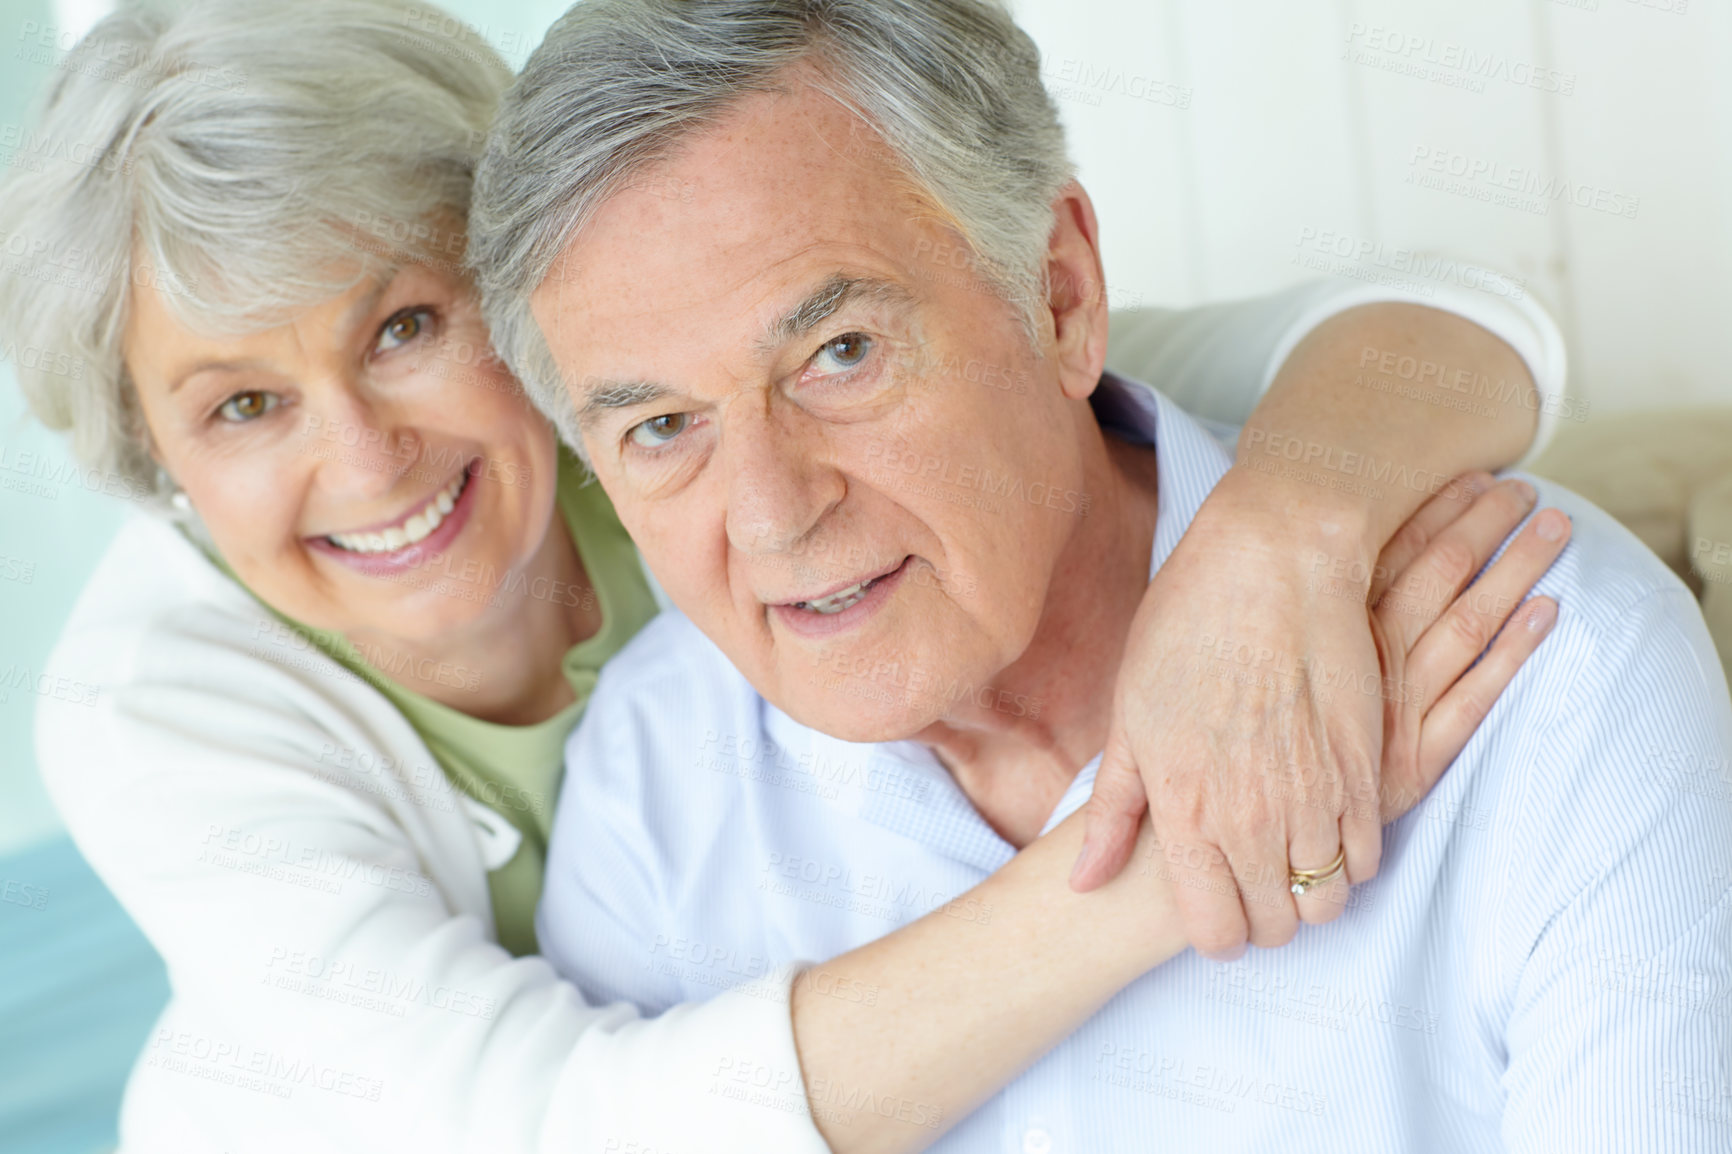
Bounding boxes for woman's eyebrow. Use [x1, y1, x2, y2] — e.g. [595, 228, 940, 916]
[169, 272, 403, 394]
[336, 269, 398, 338]
[169, 357, 269, 394]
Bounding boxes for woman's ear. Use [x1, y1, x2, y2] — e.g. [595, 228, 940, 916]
[121, 370, 177, 496]
[1042, 181, 1110, 402]
[125, 377, 166, 472]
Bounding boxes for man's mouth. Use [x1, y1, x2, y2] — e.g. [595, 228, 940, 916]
[791, 573, 886, 615]
[770, 556, 912, 639]
[779, 554, 907, 609]
[324, 470, 470, 555]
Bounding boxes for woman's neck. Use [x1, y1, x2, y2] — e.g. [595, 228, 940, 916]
[345, 514, 602, 725]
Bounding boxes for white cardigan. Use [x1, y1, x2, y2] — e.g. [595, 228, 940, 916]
[40, 514, 828, 1153]
[35, 281, 1565, 1154]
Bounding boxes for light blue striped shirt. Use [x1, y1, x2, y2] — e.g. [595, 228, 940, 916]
[541, 376, 1732, 1152]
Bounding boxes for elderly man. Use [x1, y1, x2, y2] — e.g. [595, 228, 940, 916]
[472, 0, 1732, 1149]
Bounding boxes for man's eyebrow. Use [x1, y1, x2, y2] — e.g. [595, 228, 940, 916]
[571, 276, 911, 427]
[575, 378, 678, 429]
[759, 274, 914, 354]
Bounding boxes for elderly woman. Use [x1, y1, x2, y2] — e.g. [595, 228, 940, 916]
[0, 1, 1567, 1152]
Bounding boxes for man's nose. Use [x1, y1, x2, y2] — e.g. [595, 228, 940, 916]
[722, 403, 844, 558]
[299, 389, 421, 499]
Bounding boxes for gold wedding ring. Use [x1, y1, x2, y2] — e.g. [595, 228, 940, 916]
[1288, 848, 1348, 897]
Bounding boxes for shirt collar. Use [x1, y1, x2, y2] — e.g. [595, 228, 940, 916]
[768, 374, 1236, 861]
[1091, 371, 1235, 580]
[1040, 374, 1235, 830]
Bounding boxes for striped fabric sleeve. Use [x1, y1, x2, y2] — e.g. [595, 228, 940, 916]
[1499, 587, 1732, 1151]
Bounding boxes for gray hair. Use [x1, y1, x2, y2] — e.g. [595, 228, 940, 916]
[0, 0, 513, 508]
[470, 0, 1074, 451]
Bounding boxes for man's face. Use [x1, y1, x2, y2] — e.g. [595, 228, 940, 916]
[532, 76, 1100, 741]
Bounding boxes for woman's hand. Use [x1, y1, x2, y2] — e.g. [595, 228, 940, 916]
[1072, 467, 1568, 960]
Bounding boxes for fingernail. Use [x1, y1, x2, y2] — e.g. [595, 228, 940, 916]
[1513, 479, 1537, 504]
[1535, 509, 1565, 542]
[1526, 599, 1557, 633]
[1069, 840, 1095, 889]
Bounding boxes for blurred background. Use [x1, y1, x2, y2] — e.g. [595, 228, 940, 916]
[2, 0, 1728, 1150]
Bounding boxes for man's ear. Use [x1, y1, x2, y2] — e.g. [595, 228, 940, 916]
[1043, 181, 1110, 402]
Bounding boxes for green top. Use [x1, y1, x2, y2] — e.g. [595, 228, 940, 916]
[212, 451, 658, 956]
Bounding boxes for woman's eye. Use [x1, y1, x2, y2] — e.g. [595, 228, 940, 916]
[216, 390, 280, 423]
[812, 332, 872, 374]
[628, 412, 690, 449]
[375, 307, 436, 354]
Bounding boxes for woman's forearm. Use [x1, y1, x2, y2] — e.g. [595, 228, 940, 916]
[1235, 301, 1539, 548]
[791, 813, 1185, 1154]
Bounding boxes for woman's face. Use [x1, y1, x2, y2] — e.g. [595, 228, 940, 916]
[125, 260, 562, 646]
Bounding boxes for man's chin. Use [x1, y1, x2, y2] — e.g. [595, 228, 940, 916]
[772, 683, 941, 746]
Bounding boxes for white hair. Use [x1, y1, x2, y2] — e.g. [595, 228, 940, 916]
[0, 0, 513, 508]
[470, 0, 1075, 452]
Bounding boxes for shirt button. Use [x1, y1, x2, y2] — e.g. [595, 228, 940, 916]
[1022, 1128, 1053, 1154]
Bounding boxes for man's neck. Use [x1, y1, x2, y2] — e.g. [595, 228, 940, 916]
[915, 412, 1161, 847]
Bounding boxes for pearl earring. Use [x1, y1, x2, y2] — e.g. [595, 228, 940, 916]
[170, 490, 192, 514]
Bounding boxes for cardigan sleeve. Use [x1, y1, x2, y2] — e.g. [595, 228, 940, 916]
[1105, 274, 1569, 465]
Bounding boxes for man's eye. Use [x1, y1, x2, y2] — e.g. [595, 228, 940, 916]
[628, 412, 690, 449]
[375, 307, 436, 354]
[812, 333, 872, 373]
[216, 390, 280, 422]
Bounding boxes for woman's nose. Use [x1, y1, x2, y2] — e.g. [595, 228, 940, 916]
[297, 397, 422, 499]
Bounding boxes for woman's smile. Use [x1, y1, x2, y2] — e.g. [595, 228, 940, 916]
[305, 462, 479, 575]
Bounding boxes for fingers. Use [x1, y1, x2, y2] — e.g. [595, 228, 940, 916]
[1339, 775, 1383, 886]
[1375, 477, 1542, 658]
[1158, 820, 1253, 961]
[1069, 733, 1149, 892]
[1380, 502, 1568, 822]
[1367, 471, 1495, 605]
[1406, 508, 1572, 715]
[1218, 804, 1296, 948]
[1285, 791, 1348, 927]
[1418, 596, 1559, 777]
[1371, 602, 1430, 828]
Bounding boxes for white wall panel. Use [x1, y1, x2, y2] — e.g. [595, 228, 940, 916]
[1008, 0, 1198, 305]
[1343, 0, 1562, 331]
[1546, 0, 1727, 411]
[1013, 0, 1732, 414]
[1169, 0, 1370, 301]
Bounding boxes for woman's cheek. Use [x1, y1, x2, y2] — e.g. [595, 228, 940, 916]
[181, 439, 308, 559]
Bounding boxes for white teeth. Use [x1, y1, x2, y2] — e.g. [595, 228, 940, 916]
[327, 471, 468, 555]
[797, 578, 873, 615]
